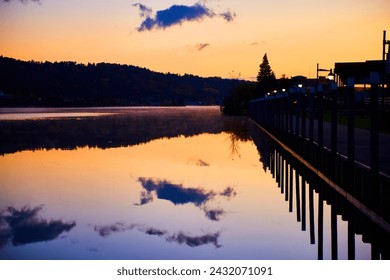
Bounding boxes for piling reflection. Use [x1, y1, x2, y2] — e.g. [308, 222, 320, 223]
[250, 122, 390, 259]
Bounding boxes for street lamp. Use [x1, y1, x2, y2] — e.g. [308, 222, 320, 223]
[327, 69, 335, 80]
[317, 63, 334, 82]
[316, 63, 334, 148]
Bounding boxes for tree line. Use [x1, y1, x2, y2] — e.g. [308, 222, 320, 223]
[0, 56, 239, 107]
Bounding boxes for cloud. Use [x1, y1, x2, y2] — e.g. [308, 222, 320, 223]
[195, 44, 210, 52]
[134, 2, 236, 32]
[220, 10, 236, 22]
[0, 205, 76, 247]
[132, 3, 152, 18]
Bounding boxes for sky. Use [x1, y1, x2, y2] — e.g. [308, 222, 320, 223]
[0, 0, 389, 80]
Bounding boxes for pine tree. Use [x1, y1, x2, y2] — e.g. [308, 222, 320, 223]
[256, 53, 276, 96]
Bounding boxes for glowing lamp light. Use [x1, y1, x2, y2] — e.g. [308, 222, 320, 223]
[327, 69, 335, 80]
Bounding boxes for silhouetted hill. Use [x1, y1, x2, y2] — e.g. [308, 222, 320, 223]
[0, 56, 239, 107]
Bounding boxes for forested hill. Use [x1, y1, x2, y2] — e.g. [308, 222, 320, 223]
[0, 56, 239, 107]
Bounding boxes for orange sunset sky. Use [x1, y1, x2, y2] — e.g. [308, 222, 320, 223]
[0, 0, 389, 80]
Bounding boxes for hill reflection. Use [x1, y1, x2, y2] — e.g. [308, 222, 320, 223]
[0, 107, 250, 155]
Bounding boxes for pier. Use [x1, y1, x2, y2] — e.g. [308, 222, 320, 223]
[249, 74, 390, 259]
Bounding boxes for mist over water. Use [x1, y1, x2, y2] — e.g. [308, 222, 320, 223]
[0, 107, 379, 259]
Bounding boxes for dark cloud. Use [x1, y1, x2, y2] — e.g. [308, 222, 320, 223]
[195, 44, 210, 52]
[134, 2, 236, 31]
[0, 205, 76, 247]
[220, 10, 236, 22]
[132, 3, 152, 18]
[138, 178, 215, 206]
[167, 232, 221, 248]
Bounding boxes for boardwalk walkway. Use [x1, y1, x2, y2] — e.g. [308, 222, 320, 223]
[302, 119, 390, 176]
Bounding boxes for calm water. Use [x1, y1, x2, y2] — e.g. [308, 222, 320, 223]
[0, 107, 381, 259]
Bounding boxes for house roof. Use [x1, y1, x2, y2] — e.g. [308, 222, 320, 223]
[334, 60, 385, 84]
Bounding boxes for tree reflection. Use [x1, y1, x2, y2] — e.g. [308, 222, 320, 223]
[223, 117, 251, 159]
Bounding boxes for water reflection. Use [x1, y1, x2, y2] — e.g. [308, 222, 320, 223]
[137, 178, 216, 206]
[135, 178, 235, 222]
[0, 107, 229, 155]
[250, 123, 390, 260]
[0, 107, 388, 259]
[92, 222, 221, 248]
[0, 205, 76, 248]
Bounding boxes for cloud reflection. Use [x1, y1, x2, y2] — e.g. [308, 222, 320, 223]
[92, 222, 221, 248]
[137, 178, 215, 206]
[0, 205, 76, 248]
[93, 222, 138, 238]
[167, 232, 221, 248]
[219, 186, 237, 199]
[203, 208, 226, 221]
[136, 178, 236, 222]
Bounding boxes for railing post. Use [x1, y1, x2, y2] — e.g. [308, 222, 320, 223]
[330, 83, 338, 182]
[331, 83, 338, 154]
[301, 90, 306, 140]
[370, 72, 380, 213]
[318, 86, 324, 148]
[295, 92, 301, 137]
[347, 78, 355, 194]
[309, 90, 314, 142]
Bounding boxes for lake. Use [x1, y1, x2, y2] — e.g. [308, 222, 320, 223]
[0, 107, 383, 259]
